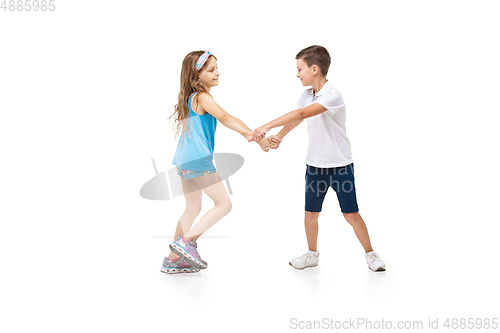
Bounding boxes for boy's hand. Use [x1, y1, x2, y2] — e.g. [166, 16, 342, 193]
[257, 136, 272, 152]
[252, 126, 270, 142]
[268, 135, 282, 149]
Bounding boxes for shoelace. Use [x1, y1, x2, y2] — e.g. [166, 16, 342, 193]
[301, 253, 313, 262]
[367, 252, 379, 262]
[187, 240, 200, 257]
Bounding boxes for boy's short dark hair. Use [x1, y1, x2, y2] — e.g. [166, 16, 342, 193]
[296, 45, 331, 77]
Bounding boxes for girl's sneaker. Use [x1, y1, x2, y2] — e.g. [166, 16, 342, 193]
[365, 251, 386, 271]
[289, 251, 319, 270]
[169, 235, 208, 269]
[160, 256, 200, 274]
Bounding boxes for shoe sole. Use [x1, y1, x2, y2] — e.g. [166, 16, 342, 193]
[160, 267, 200, 274]
[169, 243, 208, 269]
[289, 262, 318, 270]
[369, 266, 386, 272]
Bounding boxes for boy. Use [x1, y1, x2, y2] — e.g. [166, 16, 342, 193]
[252, 45, 385, 271]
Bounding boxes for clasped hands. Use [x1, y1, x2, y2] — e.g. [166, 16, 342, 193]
[246, 125, 282, 152]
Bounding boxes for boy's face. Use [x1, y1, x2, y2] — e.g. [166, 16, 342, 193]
[199, 57, 220, 88]
[296, 58, 315, 86]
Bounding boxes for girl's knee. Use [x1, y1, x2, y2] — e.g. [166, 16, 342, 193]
[216, 199, 232, 215]
[224, 200, 232, 214]
[186, 205, 202, 216]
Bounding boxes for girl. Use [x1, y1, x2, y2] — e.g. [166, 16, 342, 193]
[161, 51, 272, 274]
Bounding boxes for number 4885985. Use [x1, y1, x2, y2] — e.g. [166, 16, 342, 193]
[1, 0, 56, 11]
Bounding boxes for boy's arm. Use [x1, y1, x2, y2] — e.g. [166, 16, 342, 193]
[268, 120, 303, 148]
[277, 120, 303, 140]
[252, 104, 326, 141]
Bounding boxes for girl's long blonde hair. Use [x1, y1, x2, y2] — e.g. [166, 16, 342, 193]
[169, 51, 217, 138]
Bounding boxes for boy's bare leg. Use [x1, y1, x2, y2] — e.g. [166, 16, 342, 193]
[305, 211, 320, 252]
[343, 212, 373, 253]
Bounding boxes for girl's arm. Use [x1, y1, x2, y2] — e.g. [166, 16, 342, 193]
[199, 93, 253, 141]
[199, 93, 270, 152]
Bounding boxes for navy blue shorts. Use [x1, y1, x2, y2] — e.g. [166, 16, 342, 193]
[305, 163, 359, 213]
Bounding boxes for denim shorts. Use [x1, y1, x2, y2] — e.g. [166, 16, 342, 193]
[305, 163, 359, 213]
[176, 167, 216, 180]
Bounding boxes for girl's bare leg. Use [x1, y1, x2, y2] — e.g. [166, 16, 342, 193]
[184, 172, 232, 241]
[168, 177, 202, 260]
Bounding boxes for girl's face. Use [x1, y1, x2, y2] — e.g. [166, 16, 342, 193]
[198, 57, 219, 88]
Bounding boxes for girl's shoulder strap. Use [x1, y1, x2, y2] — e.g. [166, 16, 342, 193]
[187, 92, 198, 115]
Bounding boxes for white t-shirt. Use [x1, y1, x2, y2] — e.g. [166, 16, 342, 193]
[297, 81, 353, 168]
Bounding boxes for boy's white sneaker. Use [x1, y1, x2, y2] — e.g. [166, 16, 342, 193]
[365, 251, 386, 271]
[289, 251, 319, 270]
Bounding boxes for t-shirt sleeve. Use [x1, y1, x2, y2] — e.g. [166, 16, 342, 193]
[315, 90, 344, 115]
[296, 90, 309, 109]
[296, 96, 303, 109]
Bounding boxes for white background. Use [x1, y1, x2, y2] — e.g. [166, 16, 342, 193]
[1, 0, 499, 332]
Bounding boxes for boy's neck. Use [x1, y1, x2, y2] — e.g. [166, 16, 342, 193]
[312, 77, 328, 96]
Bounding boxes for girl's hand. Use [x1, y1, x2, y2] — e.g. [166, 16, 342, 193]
[257, 136, 272, 152]
[268, 135, 282, 149]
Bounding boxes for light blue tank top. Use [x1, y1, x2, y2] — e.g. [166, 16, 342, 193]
[172, 93, 217, 171]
